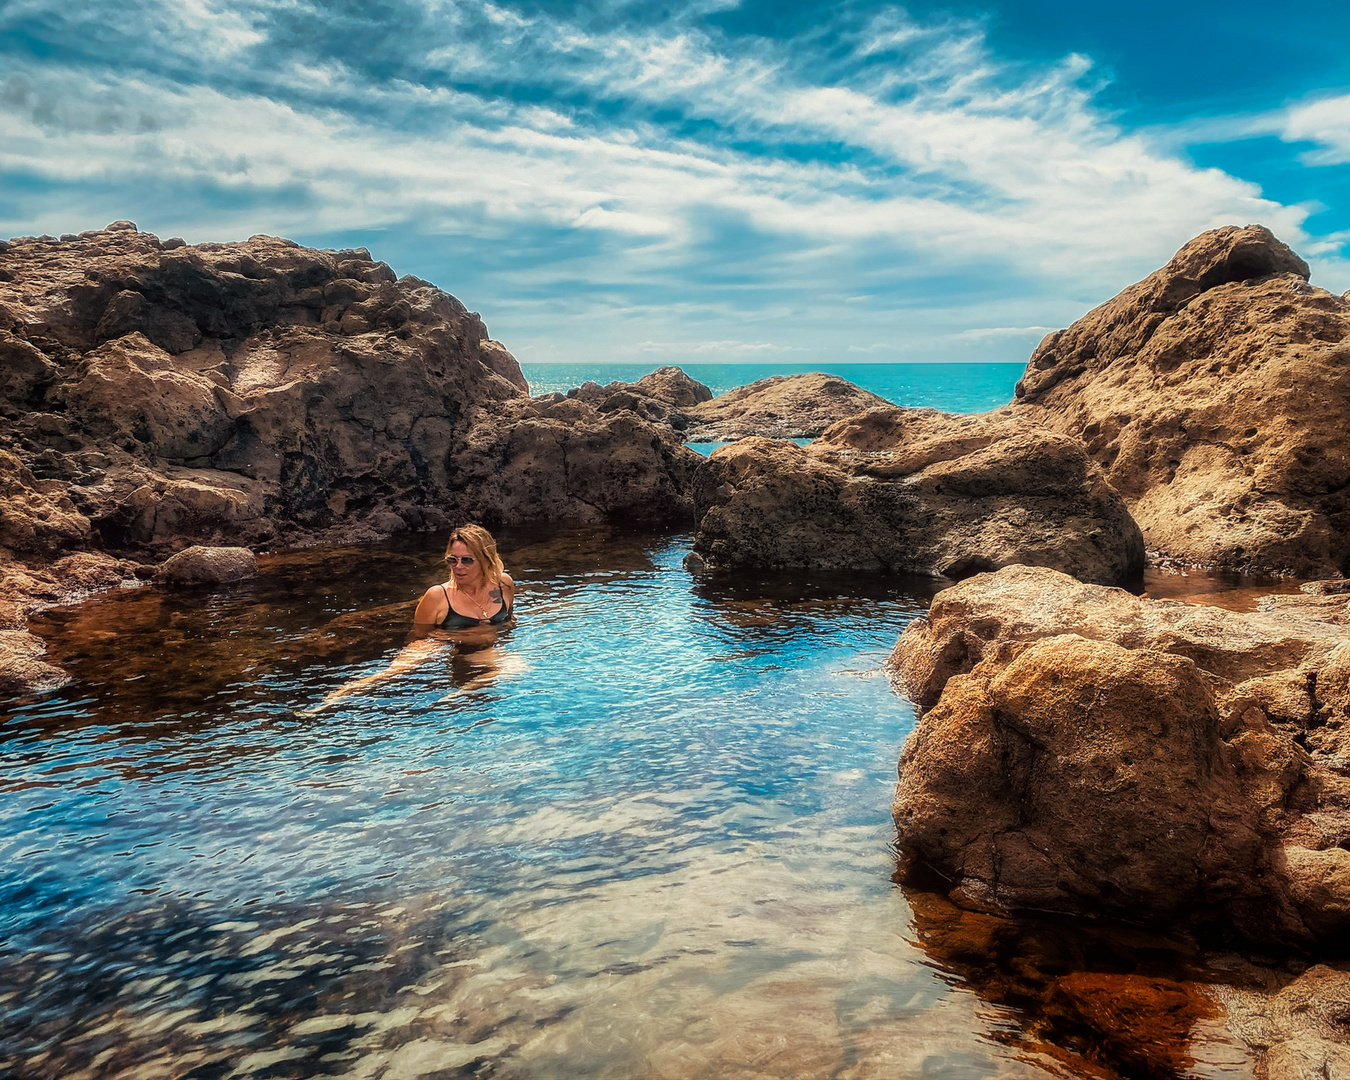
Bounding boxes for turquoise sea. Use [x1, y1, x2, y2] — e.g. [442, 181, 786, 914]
[521, 361, 1025, 414]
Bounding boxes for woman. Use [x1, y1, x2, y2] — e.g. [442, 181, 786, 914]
[312, 524, 516, 710]
[412, 523, 516, 631]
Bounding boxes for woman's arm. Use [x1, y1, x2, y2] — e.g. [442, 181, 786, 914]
[309, 637, 447, 712]
[412, 584, 450, 628]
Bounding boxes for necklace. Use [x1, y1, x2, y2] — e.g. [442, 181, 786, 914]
[459, 586, 492, 617]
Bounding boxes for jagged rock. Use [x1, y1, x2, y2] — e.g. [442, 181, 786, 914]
[889, 564, 1350, 948]
[0, 225, 710, 671]
[690, 408, 1144, 585]
[681, 372, 891, 442]
[553, 365, 714, 431]
[633, 365, 714, 408]
[1, 225, 536, 552]
[0, 448, 92, 556]
[890, 563, 1347, 710]
[154, 545, 258, 585]
[1013, 225, 1350, 577]
[453, 396, 701, 525]
[0, 226, 701, 548]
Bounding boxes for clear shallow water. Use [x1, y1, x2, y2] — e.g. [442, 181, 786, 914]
[1, 530, 1257, 1080]
[520, 362, 1025, 415]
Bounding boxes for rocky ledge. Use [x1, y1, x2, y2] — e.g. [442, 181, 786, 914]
[689, 406, 1144, 585]
[889, 564, 1350, 950]
[1013, 224, 1350, 578]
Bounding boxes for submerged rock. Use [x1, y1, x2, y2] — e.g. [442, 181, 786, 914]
[1013, 224, 1350, 577]
[889, 564, 1350, 949]
[690, 407, 1144, 585]
[0, 628, 70, 694]
[905, 888, 1227, 1079]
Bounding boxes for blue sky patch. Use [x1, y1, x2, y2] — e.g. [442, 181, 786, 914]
[2, 0, 1346, 366]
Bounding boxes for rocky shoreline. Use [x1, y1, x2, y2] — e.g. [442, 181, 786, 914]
[5, 219, 1350, 1072]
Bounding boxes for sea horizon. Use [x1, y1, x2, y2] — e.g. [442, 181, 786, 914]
[520, 360, 1027, 415]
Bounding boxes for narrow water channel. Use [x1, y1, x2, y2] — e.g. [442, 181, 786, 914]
[2, 528, 1259, 1079]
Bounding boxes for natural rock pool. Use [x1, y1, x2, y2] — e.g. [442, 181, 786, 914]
[2, 529, 1264, 1079]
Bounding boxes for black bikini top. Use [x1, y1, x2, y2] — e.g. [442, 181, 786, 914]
[438, 584, 512, 629]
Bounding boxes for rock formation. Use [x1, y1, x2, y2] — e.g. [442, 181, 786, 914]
[153, 545, 257, 585]
[0, 223, 701, 692]
[550, 368, 889, 446]
[889, 564, 1350, 949]
[0, 223, 698, 552]
[689, 407, 1144, 585]
[1013, 225, 1350, 578]
[679, 372, 892, 442]
[554, 365, 714, 432]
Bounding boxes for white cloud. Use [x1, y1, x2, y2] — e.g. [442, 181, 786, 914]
[2, 0, 1345, 359]
[635, 340, 800, 354]
[956, 326, 1058, 339]
[1281, 92, 1350, 165]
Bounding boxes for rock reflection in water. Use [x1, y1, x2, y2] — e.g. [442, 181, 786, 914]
[904, 886, 1256, 1079]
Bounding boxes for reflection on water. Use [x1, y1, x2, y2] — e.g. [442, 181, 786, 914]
[2, 529, 1259, 1079]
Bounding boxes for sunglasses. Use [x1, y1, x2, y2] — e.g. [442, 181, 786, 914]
[445, 555, 476, 566]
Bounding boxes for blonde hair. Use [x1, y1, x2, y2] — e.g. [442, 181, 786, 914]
[444, 524, 504, 591]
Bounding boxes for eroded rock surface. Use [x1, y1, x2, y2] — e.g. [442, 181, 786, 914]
[0, 628, 70, 694]
[450, 395, 698, 525]
[1, 225, 701, 690]
[690, 408, 1144, 585]
[1013, 225, 1350, 577]
[889, 564, 1350, 949]
[1, 226, 700, 551]
[680, 372, 892, 442]
[154, 545, 258, 585]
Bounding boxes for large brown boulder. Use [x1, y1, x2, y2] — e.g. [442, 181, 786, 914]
[681, 372, 892, 442]
[451, 395, 700, 525]
[896, 634, 1277, 929]
[690, 407, 1144, 585]
[1013, 225, 1350, 577]
[889, 564, 1350, 948]
[153, 545, 257, 585]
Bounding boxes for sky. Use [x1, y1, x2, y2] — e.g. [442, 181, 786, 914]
[2, 0, 1348, 366]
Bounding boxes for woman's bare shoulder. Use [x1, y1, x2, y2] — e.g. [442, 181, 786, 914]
[413, 582, 450, 624]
